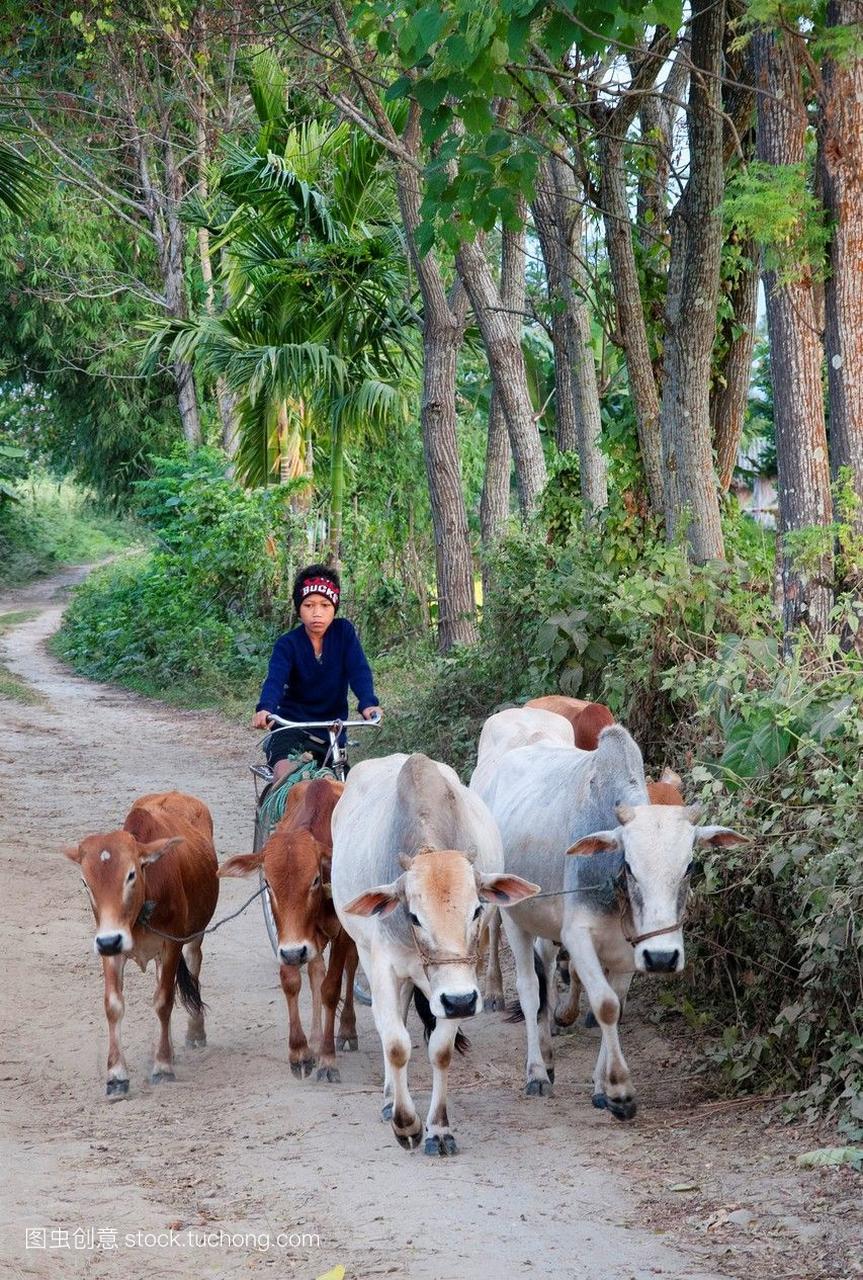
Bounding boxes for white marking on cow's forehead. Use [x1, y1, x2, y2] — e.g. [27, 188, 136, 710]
[100, 849, 111, 862]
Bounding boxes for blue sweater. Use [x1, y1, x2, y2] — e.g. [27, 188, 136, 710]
[256, 618, 378, 723]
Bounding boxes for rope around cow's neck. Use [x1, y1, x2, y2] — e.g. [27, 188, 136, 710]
[519, 879, 687, 949]
[137, 882, 269, 944]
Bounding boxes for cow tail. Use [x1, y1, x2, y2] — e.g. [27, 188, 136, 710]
[175, 953, 206, 1016]
[412, 987, 471, 1056]
[505, 947, 548, 1024]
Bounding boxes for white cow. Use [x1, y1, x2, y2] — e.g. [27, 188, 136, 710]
[332, 752, 538, 1155]
[469, 706, 576, 1008]
[473, 720, 745, 1119]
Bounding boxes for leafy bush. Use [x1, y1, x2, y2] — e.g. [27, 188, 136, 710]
[664, 639, 863, 1135]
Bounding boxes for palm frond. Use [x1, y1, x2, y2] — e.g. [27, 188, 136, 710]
[0, 140, 44, 217]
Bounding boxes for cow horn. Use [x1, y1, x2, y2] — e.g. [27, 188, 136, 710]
[615, 803, 636, 825]
[684, 803, 703, 823]
[398, 852, 415, 871]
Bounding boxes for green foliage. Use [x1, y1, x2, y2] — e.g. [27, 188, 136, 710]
[351, 0, 682, 247]
[666, 640, 863, 1135]
[0, 475, 136, 587]
[55, 447, 297, 699]
[723, 162, 830, 284]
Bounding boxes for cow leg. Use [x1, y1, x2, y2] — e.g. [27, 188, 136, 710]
[308, 952, 325, 1061]
[280, 962, 315, 1078]
[318, 938, 345, 1083]
[482, 910, 505, 1011]
[536, 938, 556, 1080]
[183, 939, 206, 1048]
[102, 954, 129, 1099]
[370, 962, 421, 1150]
[553, 949, 583, 1032]
[563, 927, 635, 1120]
[337, 936, 359, 1051]
[151, 945, 180, 1083]
[501, 915, 552, 1097]
[424, 1018, 460, 1156]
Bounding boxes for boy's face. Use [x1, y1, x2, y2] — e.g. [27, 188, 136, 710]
[300, 594, 336, 638]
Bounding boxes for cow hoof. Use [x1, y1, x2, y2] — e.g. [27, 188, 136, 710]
[484, 993, 505, 1012]
[592, 1092, 636, 1120]
[316, 1066, 341, 1084]
[290, 1056, 316, 1079]
[394, 1127, 422, 1151]
[424, 1134, 458, 1157]
[381, 1102, 394, 1122]
[151, 1070, 176, 1085]
[547, 1067, 555, 1085]
[106, 1078, 129, 1099]
[336, 1035, 358, 1052]
[186, 1033, 207, 1048]
[526, 1078, 553, 1098]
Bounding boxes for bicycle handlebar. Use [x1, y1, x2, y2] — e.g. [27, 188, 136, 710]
[264, 713, 381, 731]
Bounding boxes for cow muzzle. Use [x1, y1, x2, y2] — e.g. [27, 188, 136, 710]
[95, 932, 128, 956]
[278, 941, 318, 967]
[439, 990, 479, 1019]
[641, 946, 682, 973]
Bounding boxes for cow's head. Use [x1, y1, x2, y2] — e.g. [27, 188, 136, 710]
[64, 831, 181, 956]
[219, 829, 331, 967]
[566, 804, 745, 973]
[344, 849, 539, 1019]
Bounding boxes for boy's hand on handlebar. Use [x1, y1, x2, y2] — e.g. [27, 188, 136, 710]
[252, 710, 272, 730]
[362, 706, 383, 722]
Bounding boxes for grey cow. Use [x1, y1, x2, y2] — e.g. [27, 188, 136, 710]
[472, 721, 745, 1119]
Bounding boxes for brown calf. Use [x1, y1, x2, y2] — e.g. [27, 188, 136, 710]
[64, 791, 219, 1098]
[219, 777, 357, 1083]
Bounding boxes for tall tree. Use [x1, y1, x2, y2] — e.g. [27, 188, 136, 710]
[659, 0, 727, 561]
[819, 0, 863, 543]
[532, 153, 607, 513]
[326, 6, 478, 647]
[754, 26, 833, 647]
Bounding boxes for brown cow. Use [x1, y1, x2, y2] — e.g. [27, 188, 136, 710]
[219, 777, 357, 1083]
[526, 695, 615, 750]
[64, 791, 219, 1098]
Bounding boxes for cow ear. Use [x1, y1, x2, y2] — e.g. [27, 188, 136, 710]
[218, 851, 265, 878]
[566, 829, 622, 856]
[343, 883, 401, 917]
[695, 826, 747, 849]
[659, 766, 683, 788]
[62, 844, 83, 863]
[138, 836, 182, 866]
[478, 874, 540, 905]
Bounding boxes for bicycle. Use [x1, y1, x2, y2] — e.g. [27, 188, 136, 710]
[250, 714, 380, 1002]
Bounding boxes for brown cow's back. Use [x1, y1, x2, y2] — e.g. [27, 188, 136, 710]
[526, 696, 589, 738]
[276, 777, 344, 849]
[124, 791, 218, 936]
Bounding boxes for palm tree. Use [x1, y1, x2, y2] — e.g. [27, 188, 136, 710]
[142, 58, 417, 564]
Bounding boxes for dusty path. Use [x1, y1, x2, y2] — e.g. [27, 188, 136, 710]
[0, 569, 857, 1280]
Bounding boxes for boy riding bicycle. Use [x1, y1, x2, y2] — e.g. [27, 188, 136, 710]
[252, 564, 382, 782]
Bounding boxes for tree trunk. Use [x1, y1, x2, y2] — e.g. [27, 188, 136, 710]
[456, 236, 547, 517]
[755, 27, 833, 647]
[480, 395, 511, 601]
[328, 415, 345, 569]
[422, 316, 479, 647]
[712, 238, 759, 491]
[598, 129, 664, 516]
[395, 109, 476, 650]
[660, 0, 727, 561]
[480, 217, 525, 594]
[820, 0, 863, 545]
[532, 155, 607, 512]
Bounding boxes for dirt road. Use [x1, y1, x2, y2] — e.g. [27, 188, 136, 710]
[1, 569, 858, 1280]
